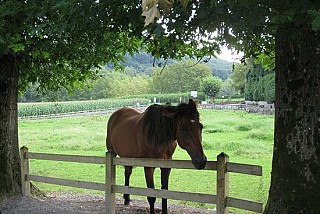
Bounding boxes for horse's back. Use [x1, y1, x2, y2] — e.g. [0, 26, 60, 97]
[106, 107, 143, 157]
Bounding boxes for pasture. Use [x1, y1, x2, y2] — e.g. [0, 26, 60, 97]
[18, 109, 274, 214]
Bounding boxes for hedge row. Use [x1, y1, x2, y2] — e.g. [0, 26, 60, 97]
[119, 92, 207, 104]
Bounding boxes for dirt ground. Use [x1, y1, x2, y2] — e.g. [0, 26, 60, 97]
[0, 193, 217, 214]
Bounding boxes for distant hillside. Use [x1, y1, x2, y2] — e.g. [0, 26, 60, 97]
[206, 58, 233, 80]
[107, 51, 233, 80]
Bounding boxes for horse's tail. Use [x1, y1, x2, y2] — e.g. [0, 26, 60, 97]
[106, 113, 114, 151]
[106, 110, 122, 151]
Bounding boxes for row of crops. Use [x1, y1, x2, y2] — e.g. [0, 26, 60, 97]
[18, 98, 150, 117]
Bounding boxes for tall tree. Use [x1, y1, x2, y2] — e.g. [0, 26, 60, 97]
[141, 0, 320, 213]
[267, 21, 320, 213]
[244, 59, 275, 102]
[229, 63, 247, 96]
[151, 60, 211, 93]
[0, 0, 145, 198]
[200, 76, 222, 103]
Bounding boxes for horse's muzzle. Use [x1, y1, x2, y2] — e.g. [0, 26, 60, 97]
[192, 155, 207, 170]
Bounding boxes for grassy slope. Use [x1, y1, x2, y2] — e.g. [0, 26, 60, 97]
[19, 109, 274, 213]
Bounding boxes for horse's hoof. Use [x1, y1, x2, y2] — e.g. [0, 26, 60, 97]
[124, 200, 131, 206]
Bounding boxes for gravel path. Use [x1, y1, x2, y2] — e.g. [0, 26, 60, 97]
[0, 193, 216, 214]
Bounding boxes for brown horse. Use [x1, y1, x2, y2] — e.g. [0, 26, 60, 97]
[106, 99, 207, 214]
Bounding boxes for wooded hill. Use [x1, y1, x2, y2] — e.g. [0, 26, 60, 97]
[19, 52, 234, 102]
[107, 51, 233, 80]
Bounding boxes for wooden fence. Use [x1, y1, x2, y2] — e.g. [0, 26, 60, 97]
[20, 146, 263, 214]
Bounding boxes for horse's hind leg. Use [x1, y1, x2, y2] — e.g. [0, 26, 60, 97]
[124, 166, 133, 205]
[144, 167, 156, 214]
[160, 168, 171, 214]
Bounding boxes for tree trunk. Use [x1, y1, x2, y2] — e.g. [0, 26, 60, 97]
[0, 54, 21, 200]
[264, 24, 320, 213]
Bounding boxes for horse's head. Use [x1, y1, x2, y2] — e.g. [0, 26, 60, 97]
[174, 99, 207, 169]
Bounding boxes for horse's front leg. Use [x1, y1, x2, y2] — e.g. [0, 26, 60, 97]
[144, 167, 156, 214]
[124, 166, 133, 205]
[161, 168, 171, 214]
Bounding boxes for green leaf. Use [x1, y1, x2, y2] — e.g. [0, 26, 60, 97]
[9, 43, 25, 52]
[308, 9, 320, 31]
[255, 52, 275, 71]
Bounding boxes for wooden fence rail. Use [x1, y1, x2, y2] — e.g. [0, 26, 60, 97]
[20, 146, 263, 214]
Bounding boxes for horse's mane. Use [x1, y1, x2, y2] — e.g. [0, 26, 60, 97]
[141, 101, 199, 148]
[141, 103, 177, 148]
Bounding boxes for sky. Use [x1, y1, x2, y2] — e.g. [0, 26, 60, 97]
[217, 47, 243, 62]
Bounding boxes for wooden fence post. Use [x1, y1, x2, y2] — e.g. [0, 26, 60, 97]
[217, 152, 229, 214]
[20, 146, 30, 196]
[106, 151, 116, 214]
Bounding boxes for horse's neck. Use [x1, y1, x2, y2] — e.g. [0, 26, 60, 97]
[155, 140, 177, 159]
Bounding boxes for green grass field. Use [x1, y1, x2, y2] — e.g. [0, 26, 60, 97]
[18, 109, 274, 213]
